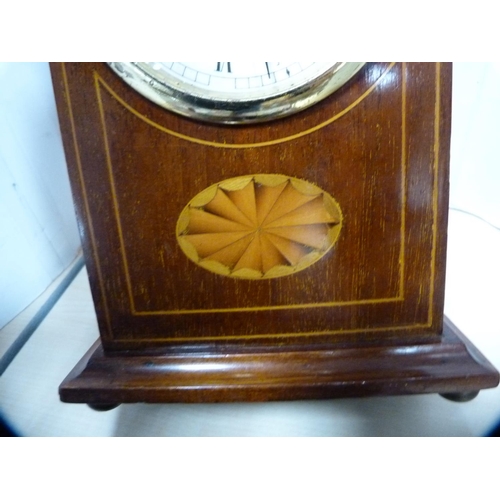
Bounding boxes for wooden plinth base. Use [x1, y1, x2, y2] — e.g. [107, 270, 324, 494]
[60, 318, 499, 406]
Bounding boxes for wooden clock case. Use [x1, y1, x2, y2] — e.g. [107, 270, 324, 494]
[51, 62, 499, 407]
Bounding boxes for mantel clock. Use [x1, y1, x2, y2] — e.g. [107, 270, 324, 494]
[51, 62, 499, 408]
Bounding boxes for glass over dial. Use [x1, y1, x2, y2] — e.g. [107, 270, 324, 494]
[108, 62, 365, 124]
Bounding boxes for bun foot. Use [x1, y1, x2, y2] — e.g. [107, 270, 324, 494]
[87, 403, 120, 412]
[440, 391, 479, 403]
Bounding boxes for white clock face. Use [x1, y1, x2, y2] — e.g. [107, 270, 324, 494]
[138, 62, 339, 100]
[108, 62, 365, 124]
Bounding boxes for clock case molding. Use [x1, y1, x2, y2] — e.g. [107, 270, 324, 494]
[51, 62, 499, 406]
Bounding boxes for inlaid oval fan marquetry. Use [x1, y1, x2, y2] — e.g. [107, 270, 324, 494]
[176, 175, 342, 279]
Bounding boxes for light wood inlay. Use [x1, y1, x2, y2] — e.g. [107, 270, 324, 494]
[177, 175, 343, 279]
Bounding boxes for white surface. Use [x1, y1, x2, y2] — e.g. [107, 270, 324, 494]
[0, 62, 80, 329]
[450, 63, 500, 228]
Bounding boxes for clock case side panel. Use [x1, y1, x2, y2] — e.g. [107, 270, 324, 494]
[412, 61, 451, 337]
[432, 62, 452, 337]
[50, 63, 113, 344]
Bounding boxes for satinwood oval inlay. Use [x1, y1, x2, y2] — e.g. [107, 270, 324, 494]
[176, 175, 342, 279]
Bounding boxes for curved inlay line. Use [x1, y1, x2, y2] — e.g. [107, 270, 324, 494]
[95, 63, 397, 149]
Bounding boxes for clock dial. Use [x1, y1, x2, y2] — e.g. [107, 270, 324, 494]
[138, 62, 340, 98]
[108, 62, 365, 123]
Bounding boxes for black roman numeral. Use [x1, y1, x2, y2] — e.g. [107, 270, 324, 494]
[216, 62, 232, 73]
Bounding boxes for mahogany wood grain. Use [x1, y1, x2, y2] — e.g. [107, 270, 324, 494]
[59, 317, 499, 404]
[51, 63, 449, 348]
